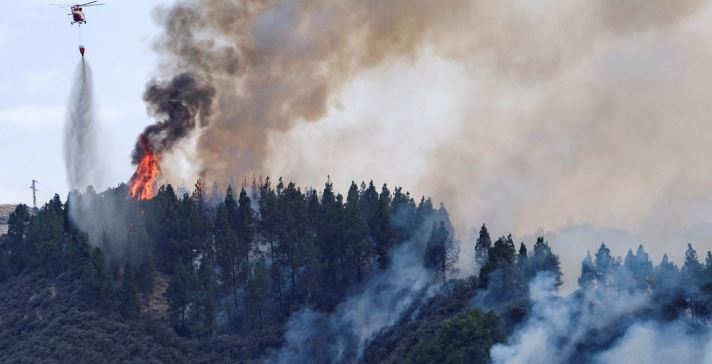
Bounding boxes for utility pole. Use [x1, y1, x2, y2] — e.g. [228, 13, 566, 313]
[29, 180, 39, 214]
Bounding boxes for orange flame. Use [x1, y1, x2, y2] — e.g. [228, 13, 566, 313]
[129, 135, 160, 200]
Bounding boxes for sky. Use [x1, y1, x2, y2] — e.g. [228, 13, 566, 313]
[0, 0, 164, 205]
[4, 1, 712, 290]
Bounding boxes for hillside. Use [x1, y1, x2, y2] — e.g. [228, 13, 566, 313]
[3, 185, 712, 363]
[0, 204, 16, 235]
[0, 272, 277, 363]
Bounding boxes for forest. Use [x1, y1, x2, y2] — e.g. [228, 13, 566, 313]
[1, 178, 712, 363]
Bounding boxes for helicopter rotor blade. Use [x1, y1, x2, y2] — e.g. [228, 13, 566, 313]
[78, 1, 103, 6]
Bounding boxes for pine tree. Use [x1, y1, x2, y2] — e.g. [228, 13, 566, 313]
[360, 181, 379, 226]
[594, 243, 619, 287]
[118, 263, 140, 318]
[620, 245, 653, 290]
[81, 247, 115, 309]
[517, 242, 529, 279]
[193, 255, 217, 337]
[126, 220, 155, 300]
[682, 243, 703, 278]
[682, 244, 705, 315]
[527, 237, 562, 287]
[215, 202, 240, 307]
[416, 197, 435, 228]
[147, 185, 183, 272]
[295, 234, 321, 304]
[318, 179, 345, 304]
[578, 252, 595, 288]
[236, 188, 256, 287]
[276, 182, 307, 297]
[247, 256, 270, 331]
[24, 196, 65, 272]
[306, 188, 321, 234]
[479, 235, 519, 302]
[166, 262, 192, 336]
[474, 225, 491, 268]
[373, 184, 394, 269]
[259, 178, 283, 306]
[344, 182, 369, 281]
[7, 204, 31, 272]
[390, 187, 416, 243]
[424, 221, 459, 283]
[7, 204, 30, 244]
[653, 253, 684, 320]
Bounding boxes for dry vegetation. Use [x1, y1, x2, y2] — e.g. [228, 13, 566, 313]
[0, 204, 17, 235]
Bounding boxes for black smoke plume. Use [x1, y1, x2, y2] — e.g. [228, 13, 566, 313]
[131, 73, 214, 164]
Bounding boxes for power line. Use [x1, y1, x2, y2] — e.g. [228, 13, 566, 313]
[29, 180, 39, 214]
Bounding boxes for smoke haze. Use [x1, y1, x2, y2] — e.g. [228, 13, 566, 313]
[491, 267, 712, 364]
[143, 1, 712, 287]
[267, 218, 441, 363]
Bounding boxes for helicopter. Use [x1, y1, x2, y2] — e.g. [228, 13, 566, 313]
[52, 1, 105, 57]
[52, 1, 105, 25]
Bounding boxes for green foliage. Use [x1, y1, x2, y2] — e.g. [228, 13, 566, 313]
[424, 221, 458, 283]
[81, 247, 115, 309]
[480, 236, 516, 285]
[247, 256, 270, 331]
[1, 178, 451, 343]
[344, 181, 369, 281]
[166, 262, 192, 336]
[407, 309, 503, 364]
[391, 187, 417, 243]
[526, 237, 562, 287]
[474, 224, 491, 267]
[193, 255, 218, 337]
[373, 184, 395, 269]
[23, 196, 65, 272]
[118, 263, 140, 319]
[7, 204, 30, 245]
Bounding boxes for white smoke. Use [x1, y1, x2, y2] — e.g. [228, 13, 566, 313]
[266, 221, 441, 363]
[491, 272, 712, 364]
[594, 321, 712, 364]
[491, 273, 648, 364]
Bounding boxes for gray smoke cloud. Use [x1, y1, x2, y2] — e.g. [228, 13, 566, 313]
[255, 1, 712, 285]
[64, 60, 103, 192]
[146, 0, 476, 182]
[146, 1, 712, 258]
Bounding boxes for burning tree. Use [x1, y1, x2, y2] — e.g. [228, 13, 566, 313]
[128, 74, 214, 200]
[128, 134, 160, 200]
